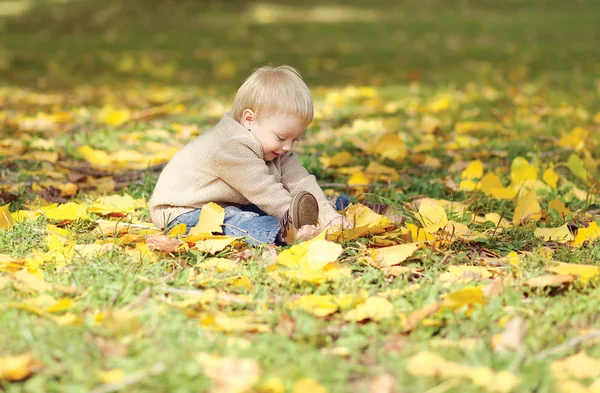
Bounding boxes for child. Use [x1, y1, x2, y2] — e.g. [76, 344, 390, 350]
[149, 65, 352, 245]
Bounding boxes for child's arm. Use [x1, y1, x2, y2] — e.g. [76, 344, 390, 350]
[278, 152, 348, 227]
[212, 139, 292, 219]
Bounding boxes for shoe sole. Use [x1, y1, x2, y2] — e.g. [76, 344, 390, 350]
[290, 191, 319, 229]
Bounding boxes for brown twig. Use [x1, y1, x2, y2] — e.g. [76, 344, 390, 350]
[532, 329, 600, 361]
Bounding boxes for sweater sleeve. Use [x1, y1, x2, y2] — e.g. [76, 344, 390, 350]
[212, 139, 292, 219]
[279, 152, 341, 226]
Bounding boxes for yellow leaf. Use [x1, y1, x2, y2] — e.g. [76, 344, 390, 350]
[46, 297, 74, 313]
[506, 251, 521, 268]
[77, 145, 112, 168]
[188, 235, 237, 254]
[327, 203, 392, 241]
[292, 291, 368, 317]
[43, 202, 88, 221]
[98, 106, 131, 126]
[446, 265, 493, 279]
[441, 286, 486, 314]
[406, 223, 437, 242]
[0, 203, 15, 231]
[188, 202, 224, 235]
[277, 239, 342, 271]
[259, 377, 285, 393]
[89, 194, 136, 216]
[371, 133, 406, 162]
[200, 313, 270, 333]
[543, 166, 560, 189]
[534, 224, 574, 243]
[319, 151, 353, 168]
[0, 353, 34, 381]
[343, 297, 394, 322]
[14, 269, 52, 293]
[481, 173, 516, 200]
[225, 275, 253, 292]
[406, 351, 519, 393]
[510, 157, 538, 186]
[573, 222, 600, 247]
[461, 160, 484, 180]
[548, 199, 571, 217]
[417, 199, 448, 232]
[98, 369, 126, 384]
[203, 257, 237, 272]
[97, 309, 142, 336]
[513, 189, 541, 225]
[566, 154, 588, 181]
[547, 262, 599, 283]
[484, 213, 512, 228]
[551, 351, 600, 380]
[365, 161, 400, 182]
[558, 127, 589, 151]
[347, 171, 371, 188]
[293, 379, 328, 393]
[526, 274, 575, 288]
[459, 180, 479, 191]
[370, 243, 419, 267]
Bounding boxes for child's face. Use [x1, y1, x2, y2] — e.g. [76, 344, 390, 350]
[242, 110, 305, 161]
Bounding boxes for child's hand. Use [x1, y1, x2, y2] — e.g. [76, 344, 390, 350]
[325, 216, 354, 229]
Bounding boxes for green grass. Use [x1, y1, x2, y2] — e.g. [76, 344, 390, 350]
[1, 0, 600, 392]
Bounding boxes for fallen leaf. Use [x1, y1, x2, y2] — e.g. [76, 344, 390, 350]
[406, 351, 520, 393]
[513, 189, 541, 225]
[552, 352, 600, 380]
[98, 369, 126, 384]
[573, 222, 600, 247]
[417, 199, 448, 232]
[188, 202, 225, 235]
[547, 262, 599, 283]
[534, 224, 574, 243]
[89, 194, 136, 217]
[494, 316, 526, 352]
[0, 353, 35, 381]
[197, 353, 261, 393]
[344, 297, 393, 322]
[0, 203, 15, 231]
[146, 235, 184, 253]
[525, 274, 575, 288]
[292, 378, 328, 393]
[370, 243, 419, 267]
[369, 374, 397, 393]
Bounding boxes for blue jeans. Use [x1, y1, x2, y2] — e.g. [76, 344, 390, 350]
[166, 204, 281, 246]
[166, 197, 352, 246]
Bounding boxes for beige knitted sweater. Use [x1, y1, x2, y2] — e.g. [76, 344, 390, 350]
[149, 113, 341, 229]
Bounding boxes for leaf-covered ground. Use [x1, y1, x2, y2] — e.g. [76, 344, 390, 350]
[1, 1, 600, 392]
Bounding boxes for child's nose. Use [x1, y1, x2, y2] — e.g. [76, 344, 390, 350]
[282, 141, 293, 151]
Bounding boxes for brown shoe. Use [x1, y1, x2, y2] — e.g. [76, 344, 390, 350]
[279, 191, 319, 244]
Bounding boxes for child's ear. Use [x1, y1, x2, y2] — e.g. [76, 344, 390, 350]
[241, 109, 254, 129]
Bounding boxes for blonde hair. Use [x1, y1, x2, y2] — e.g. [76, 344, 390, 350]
[231, 65, 313, 127]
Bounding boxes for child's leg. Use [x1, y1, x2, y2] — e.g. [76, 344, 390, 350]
[165, 209, 202, 234]
[222, 206, 280, 245]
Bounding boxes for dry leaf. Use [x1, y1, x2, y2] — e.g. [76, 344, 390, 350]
[494, 316, 526, 352]
[534, 224, 574, 243]
[197, 353, 261, 393]
[369, 374, 397, 393]
[344, 297, 394, 322]
[525, 274, 575, 288]
[0, 353, 35, 381]
[146, 235, 184, 253]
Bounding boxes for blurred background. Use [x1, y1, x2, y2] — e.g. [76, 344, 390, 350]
[1, 0, 598, 92]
